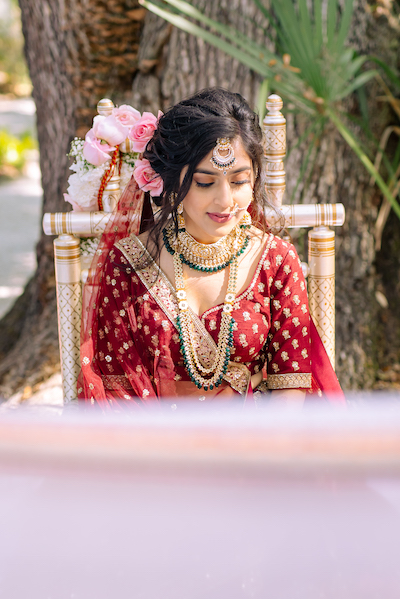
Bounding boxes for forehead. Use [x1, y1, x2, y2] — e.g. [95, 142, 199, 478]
[198, 137, 252, 167]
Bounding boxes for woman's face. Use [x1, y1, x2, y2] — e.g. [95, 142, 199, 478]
[180, 137, 254, 244]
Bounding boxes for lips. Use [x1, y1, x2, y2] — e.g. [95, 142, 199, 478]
[207, 212, 233, 223]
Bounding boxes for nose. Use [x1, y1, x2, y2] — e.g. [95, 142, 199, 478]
[215, 178, 234, 210]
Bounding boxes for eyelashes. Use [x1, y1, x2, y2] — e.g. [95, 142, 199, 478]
[195, 181, 213, 188]
[195, 179, 250, 188]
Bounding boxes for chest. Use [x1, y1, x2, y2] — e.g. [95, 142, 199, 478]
[158, 244, 264, 317]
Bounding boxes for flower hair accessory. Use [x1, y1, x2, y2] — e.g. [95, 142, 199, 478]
[65, 103, 163, 211]
[133, 158, 163, 197]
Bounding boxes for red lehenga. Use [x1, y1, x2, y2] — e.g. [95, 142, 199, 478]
[78, 178, 344, 407]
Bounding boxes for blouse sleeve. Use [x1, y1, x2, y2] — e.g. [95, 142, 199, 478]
[265, 244, 312, 391]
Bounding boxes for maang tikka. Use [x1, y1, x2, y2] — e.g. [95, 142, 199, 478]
[210, 138, 237, 175]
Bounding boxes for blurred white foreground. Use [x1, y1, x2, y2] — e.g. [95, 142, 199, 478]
[1, 398, 400, 598]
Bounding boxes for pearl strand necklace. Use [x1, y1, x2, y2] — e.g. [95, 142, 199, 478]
[174, 251, 238, 391]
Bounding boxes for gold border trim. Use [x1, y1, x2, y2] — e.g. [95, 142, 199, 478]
[267, 372, 312, 390]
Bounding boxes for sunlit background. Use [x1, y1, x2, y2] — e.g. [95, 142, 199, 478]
[0, 0, 41, 318]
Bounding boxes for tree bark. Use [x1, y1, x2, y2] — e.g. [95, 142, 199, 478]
[0, 0, 145, 397]
[1, 0, 399, 397]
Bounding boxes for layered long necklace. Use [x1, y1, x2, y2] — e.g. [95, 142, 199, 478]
[163, 211, 251, 390]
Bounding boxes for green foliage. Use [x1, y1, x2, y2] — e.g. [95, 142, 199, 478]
[0, 128, 37, 177]
[140, 0, 400, 220]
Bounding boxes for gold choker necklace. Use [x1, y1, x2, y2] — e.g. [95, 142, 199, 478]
[163, 211, 251, 273]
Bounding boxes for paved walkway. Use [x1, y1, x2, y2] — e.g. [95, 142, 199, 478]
[0, 96, 64, 407]
[0, 96, 42, 318]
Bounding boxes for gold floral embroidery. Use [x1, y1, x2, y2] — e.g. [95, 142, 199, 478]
[292, 339, 299, 349]
[292, 361, 300, 371]
[273, 299, 281, 310]
[239, 333, 248, 347]
[283, 265, 291, 274]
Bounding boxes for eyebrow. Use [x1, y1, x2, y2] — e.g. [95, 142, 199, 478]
[194, 166, 252, 175]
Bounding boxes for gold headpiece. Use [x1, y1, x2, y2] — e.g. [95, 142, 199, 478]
[210, 138, 237, 175]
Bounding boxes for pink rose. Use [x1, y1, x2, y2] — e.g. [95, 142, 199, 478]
[133, 158, 163, 197]
[112, 104, 141, 128]
[93, 114, 128, 146]
[64, 193, 84, 212]
[129, 111, 161, 153]
[83, 129, 115, 166]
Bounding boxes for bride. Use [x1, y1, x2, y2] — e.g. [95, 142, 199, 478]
[78, 88, 343, 408]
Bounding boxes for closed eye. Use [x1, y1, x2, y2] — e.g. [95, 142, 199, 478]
[195, 181, 213, 188]
[233, 179, 250, 186]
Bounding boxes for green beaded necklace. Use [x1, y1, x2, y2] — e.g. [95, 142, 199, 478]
[163, 212, 251, 273]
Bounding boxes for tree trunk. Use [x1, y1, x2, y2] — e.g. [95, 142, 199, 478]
[0, 0, 146, 397]
[285, 1, 400, 389]
[1, 0, 398, 397]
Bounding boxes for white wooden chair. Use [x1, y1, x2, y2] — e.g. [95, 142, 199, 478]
[43, 96, 345, 402]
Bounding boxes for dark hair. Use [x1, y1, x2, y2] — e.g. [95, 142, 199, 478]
[143, 87, 269, 255]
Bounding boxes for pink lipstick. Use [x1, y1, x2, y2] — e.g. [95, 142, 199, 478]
[207, 212, 233, 223]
